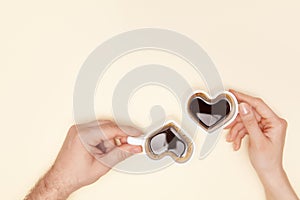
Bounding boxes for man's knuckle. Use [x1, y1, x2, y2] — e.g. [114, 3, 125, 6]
[98, 119, 113, 124]
[119, 150, 130, 160]
[280, 118, 288, 128]
[103, 123, 117, 130]
[69, 125, 77, 133]
[254, 97, 264, 105]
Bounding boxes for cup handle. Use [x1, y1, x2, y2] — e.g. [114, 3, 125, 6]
[127, 136, 146, 153]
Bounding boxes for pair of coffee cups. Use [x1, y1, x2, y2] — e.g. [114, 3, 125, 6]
[127, 90, 239, 163]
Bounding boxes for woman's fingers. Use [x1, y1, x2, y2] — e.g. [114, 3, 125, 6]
[230, 89, 278, 119]
[232, 128, 247, 151]
[226, 122, 244, 142]
[225, 106, 261, 130]
[238, 103, 266, 145]
[226, 108, 262, 142]
[226, 90, 270, 150]
[225, 115, 242, 129]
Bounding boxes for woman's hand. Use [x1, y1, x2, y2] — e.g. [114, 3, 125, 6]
[226, 90, 298, 200]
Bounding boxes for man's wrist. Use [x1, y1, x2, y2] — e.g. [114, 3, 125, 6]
[45, 166, 75, 198]
[25, 166, 74, 200]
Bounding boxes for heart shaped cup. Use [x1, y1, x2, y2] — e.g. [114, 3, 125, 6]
[187, 90, 238, 133]
[127, 120, 194, 163]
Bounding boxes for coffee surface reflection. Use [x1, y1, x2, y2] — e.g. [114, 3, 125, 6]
[145, 122, 193, 163]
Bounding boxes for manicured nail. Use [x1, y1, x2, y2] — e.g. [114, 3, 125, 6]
[235, 144, 238, 151]
[239, 103, 249, 115]
[233, 143, 237, 151]
[226, 134, 231, 142]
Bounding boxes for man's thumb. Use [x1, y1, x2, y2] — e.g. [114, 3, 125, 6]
[239, 103, 264, 141]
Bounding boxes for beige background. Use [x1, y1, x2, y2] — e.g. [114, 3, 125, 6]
[0, 0, 299, 199]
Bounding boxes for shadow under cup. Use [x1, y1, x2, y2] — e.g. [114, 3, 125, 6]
[145, 122, 193, 163]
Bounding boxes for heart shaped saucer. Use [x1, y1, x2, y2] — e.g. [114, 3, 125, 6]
[187, 90, 238, 133]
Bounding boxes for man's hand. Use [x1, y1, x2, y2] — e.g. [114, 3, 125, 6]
[226, 90, 298, 200]
[25, 120, 142, 200]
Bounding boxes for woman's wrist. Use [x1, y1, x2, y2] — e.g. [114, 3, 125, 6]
[257, 167, 298, 200]
[257, 165, 285, 183]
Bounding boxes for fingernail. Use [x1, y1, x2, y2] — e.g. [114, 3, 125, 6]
[239, 103, 249, 115]
[233, 143, 237, 151]
[226, 134, 231, 142]
[130, 146, 142, 153]
[114, 138, 122, 146]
